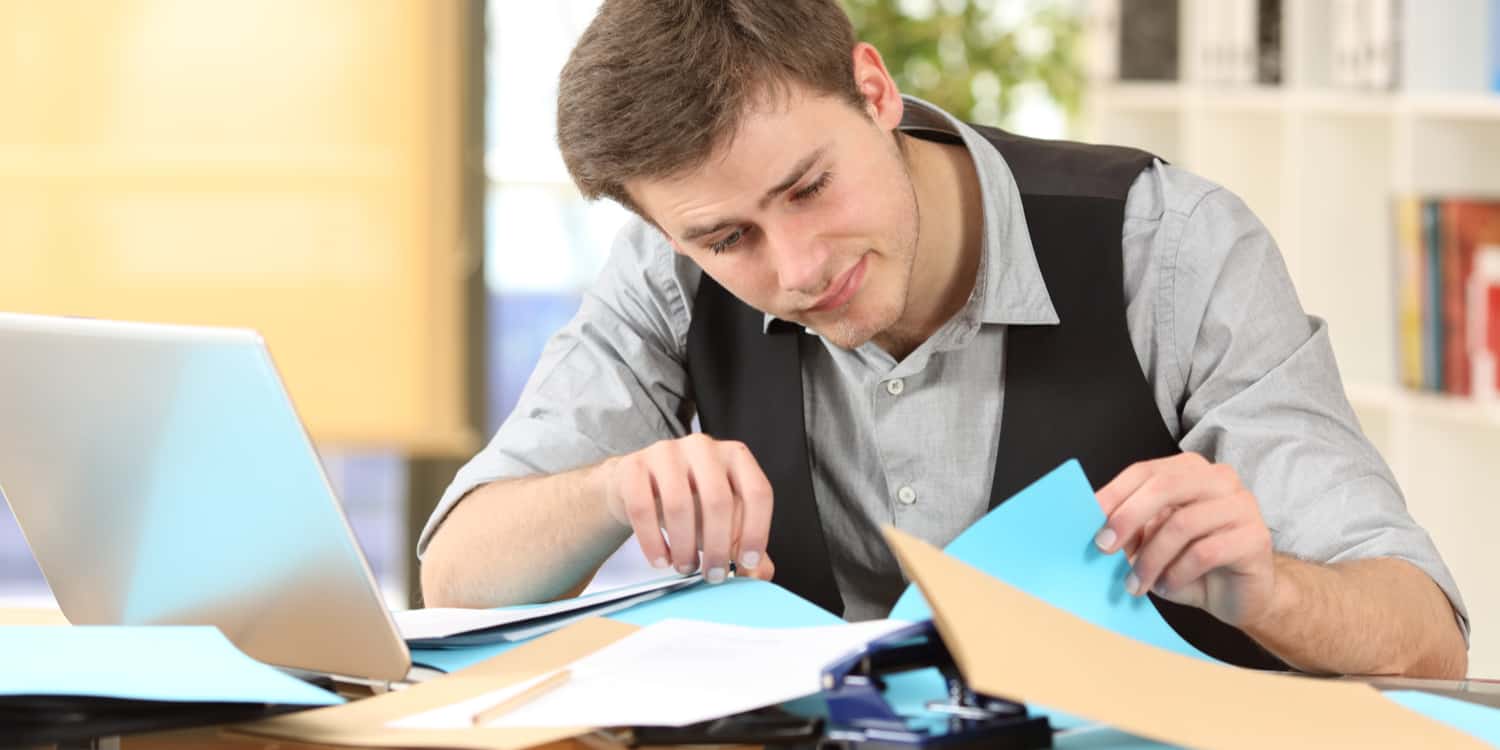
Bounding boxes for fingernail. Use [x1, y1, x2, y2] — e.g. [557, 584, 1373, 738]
[706, 567, 726, 583]
[1152, 582, 1170, 597]
[1094, 527, 1117, 552]
[677, 564, 694, 575]
[1126, 573, 1141, 596]
[652, 557, 669, 570]
[740, 550, 760, 569]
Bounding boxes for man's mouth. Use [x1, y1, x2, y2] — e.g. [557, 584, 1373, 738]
[807, 255, 868, 313]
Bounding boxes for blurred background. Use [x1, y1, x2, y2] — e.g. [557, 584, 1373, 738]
[2, 0, 1499, 674]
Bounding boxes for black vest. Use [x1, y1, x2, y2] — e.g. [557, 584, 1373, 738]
[684, 114, 1289, 671]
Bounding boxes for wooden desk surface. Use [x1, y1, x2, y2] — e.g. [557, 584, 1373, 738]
[120, 727, 725, 750]
[121, 727, 594, 749]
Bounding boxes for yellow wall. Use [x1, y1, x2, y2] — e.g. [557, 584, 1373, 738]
[0, 0, 474, 454]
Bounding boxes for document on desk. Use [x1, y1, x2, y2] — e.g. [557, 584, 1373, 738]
[408, 575, 843, 674]
[889, 459, 1209, 660]
[390, 618, 909, 729]
[396, 572, 702, 647]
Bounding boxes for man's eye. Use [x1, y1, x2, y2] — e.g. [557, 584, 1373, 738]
[710, 228, 744, 255]
[792, 172, 831, 201]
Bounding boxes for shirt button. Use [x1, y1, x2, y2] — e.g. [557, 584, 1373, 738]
[885, 378, 905, 396]
[897, 485, 917, 505]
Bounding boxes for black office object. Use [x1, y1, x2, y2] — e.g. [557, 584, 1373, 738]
[0, 696, 305, 748]
[609, 705, 824, 746]
[819, 620, 1052, 749]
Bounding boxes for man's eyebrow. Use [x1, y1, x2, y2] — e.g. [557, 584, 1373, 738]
[678, 145, 829, 243]
[757, 145, 827, 211]
[681, 219, 737, 243]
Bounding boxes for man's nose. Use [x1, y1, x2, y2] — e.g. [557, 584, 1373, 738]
[765, 224, 830, 296]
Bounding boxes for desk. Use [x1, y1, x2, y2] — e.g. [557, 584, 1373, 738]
[118, 727, 598, 750]
[97, 677, 1500, 750]
[118, 727, 737, 750]
[9, 603, 1500, 749]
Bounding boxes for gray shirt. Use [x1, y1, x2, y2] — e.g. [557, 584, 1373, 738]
[420, 99, 1467, 631]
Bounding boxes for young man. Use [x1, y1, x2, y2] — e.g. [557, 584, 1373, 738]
[420, 0, 1468, 677]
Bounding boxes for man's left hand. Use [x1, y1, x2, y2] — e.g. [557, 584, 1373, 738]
[1093, 453, 1276, 627]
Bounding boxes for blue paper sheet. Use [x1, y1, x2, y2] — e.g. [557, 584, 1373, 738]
[889, 459, 1210, 661]
[0, 626, 341, 706]
[1386, 691, 1500, 747]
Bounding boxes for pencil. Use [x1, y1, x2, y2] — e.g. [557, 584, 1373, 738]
[471, 668, 572, 727]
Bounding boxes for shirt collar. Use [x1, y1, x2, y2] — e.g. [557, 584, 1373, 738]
[762, 96, 1058, 334]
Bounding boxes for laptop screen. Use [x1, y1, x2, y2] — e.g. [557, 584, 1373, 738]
[0, 313, 410, 682]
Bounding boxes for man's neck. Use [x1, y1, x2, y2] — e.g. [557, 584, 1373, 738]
[874, 133, 985, 360]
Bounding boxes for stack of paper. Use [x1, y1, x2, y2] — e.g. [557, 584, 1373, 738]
[393, 619, 909, 729]
[407, 574, 843, 674]
[396, 573, 701, 648]
[1, 626, 340, 746]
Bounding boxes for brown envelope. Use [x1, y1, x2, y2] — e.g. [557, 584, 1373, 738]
[882, 526, 1488, 750]
[234, 617, 640, 749]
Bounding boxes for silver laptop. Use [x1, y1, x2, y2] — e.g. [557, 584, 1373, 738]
[0, 312, 412, 684]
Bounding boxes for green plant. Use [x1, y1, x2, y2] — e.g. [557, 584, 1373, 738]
[842, 0, 1083, 129]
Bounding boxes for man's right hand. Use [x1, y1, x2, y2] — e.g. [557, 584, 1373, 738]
[599, 434, 775, 584]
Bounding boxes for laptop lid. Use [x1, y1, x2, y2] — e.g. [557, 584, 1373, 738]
[0, 313, 411, 683]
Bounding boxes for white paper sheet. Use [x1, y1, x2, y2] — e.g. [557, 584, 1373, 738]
[388, 618, 911, 729]
[394, 574, 701, 641]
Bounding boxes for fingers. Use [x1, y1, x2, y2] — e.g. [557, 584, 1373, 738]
[615, 457, 671, 571]
[610, 436, 774, 584]
[1095, 454, 1196, 516]
[1095, 456, 1278, 626]
[647, 443, 700, 574]
[1125, 494, 1240, 596]
[1095, 454, 1238, 556]
[723, 441, 773, 573]
[684, 437, 735, 582]
[742, 552, 776, 581]
[1154, 520, 1264, 599]
[1124, 506, 1172, 563]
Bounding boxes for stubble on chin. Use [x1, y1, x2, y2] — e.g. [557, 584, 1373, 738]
[821, 318, 872, 351]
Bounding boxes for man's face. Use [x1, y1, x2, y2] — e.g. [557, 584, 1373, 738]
[629, 86, 919, 350]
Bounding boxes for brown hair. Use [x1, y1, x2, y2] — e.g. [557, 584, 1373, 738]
[556, 0, 866, 217]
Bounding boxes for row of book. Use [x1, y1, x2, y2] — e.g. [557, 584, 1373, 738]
[1328, 0, 1398, 90]
[1394, 197, 1500, 400]
[1087, 0, 1500, 92]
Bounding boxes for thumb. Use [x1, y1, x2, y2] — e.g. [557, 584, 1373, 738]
[742, 553, 775, 582]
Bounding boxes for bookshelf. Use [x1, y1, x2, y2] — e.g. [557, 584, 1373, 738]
[1083, 0, 1500, 676]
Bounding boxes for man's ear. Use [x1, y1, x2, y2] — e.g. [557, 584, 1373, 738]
[851, 42, 904, 131]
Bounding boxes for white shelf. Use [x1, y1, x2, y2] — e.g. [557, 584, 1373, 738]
[1088, 81, 1182, 111]
[1092, 85, 1500, 121]
[1346, 383, 1500, 431]
[1398, 93, 1500, 122]
[1198, 87, 1286, 114]
[1293, 90, 1395, 118]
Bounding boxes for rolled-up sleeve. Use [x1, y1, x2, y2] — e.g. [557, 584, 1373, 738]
[1147, 170, 1469, 638]
[416, 219, 700, 557]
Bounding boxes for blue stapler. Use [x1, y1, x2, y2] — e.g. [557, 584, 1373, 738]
[820, 620, 1053, 749]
